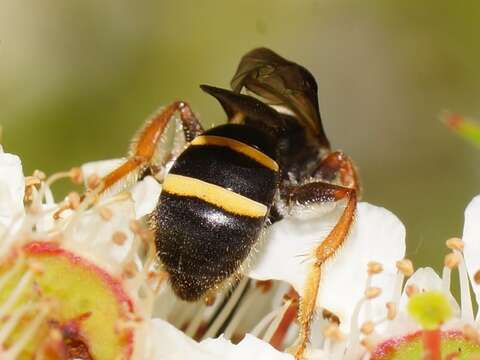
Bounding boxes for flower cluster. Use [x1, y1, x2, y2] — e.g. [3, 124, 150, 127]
[0, 144, 480, 359]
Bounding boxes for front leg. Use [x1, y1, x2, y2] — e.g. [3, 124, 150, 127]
[98, 101, 203, 193]
[288, 181, 357, 359]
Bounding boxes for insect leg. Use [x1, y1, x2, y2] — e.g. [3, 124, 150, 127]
[287, 182, 357, 360]
[313, 151, 360, 193]
[98, 102, 202, 193]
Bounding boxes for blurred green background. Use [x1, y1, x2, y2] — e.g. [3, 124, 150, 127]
[1, 1, 479, 272]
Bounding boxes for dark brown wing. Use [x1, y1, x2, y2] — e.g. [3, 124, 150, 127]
[200, 84, 287, 137]
[231, 47, 330, 148]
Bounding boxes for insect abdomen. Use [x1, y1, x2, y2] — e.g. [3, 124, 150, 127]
[153, 124, 279, 301]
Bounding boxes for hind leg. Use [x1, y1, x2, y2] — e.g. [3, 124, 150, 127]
[288, 154, 358, 359]
[286, 182, 356, 359]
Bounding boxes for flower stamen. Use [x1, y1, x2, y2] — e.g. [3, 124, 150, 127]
[446, 237, 464, 251]
[444, 252, 461, 269]
[396, 259, 414, 277]
[406, 284, 419, 297]
[365, 287, 381, 299]
[386, 301, 397, 320]
[454, 249, 474, 322]
[224, 283, 263, 340]
[202, 277, 249, 339]
[3, 304, 49, 359]
[360, 321, 375, 335]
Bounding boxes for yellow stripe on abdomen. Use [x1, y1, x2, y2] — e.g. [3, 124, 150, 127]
[190, 135, 279, 172]
[162, 174, 267, 218]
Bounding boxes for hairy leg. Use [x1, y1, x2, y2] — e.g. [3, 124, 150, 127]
[288, 180, 357, 359]
[96, 101, 202, 193]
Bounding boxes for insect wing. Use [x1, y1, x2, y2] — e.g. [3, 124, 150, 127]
[231, 47, 330, 148]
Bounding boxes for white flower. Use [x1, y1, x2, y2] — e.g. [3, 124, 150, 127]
[355, 195, 480, 359]
[0, 149, 425, 359]
[0, 152, 161, 359]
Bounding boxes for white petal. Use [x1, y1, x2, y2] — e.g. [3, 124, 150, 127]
[201, 335, 293, 359]
[462, 195, 480, 307]
[145, 319, 210, 360]
[249, 202, 406, 331]
[249, 202, 341, 289]
[130, 175, 161, 218]
[0, 152, 25, 228]
[401, 267, 442, 300]
[64, 197, 136, 274]
[145, 318, 292, 359]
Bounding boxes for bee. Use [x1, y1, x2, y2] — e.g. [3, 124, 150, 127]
[96, 48, 359, 359]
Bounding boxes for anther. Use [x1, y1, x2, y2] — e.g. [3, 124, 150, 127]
[112, 231, 127, 246]
[129, 220, 142, 234]
[386, 302, 397, 320]
[446, 237, 464, 251]
[367, 261, 383, 275]
[360, 321, 375, 335]
[67, 192, 81, 210]
[122, 262, 137, 278]
[365, 287, 381, 299]
[322, 309, 340, 325]
[33, 169, 46, 180]
[204, 292, 217, 306]
[69, 167, 83, 184]
[405, 284, 419, 297]
[139, 229, 154, 243]
[256, 280, 273, 293]
[47, 328, 63, 343]
[360, 337, 376, 352]
[396, 259, 414, 277]
[444, 252, 461, 269]
[24, 185, 33, 201]
[463, 324, 480, 344]
[474, 270, 480, 285]
[129, 314, 143, 323]
[87, 174, 101, 189]
[323, 324, 345, 342]
[25, 176, 41, 187]
[98, 207, 113, 221]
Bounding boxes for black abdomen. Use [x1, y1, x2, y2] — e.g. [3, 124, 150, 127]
[153, 124, 279, 300]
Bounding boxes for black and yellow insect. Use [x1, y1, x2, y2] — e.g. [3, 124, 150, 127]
[97, 48, 359, 359]
[155, 122, 279, 300]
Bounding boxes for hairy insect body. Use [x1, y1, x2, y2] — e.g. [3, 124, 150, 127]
[153, 124, 279, 300]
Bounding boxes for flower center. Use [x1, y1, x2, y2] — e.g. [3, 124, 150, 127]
[0, 241, 136, 360]
[370, 330, 480, 360]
